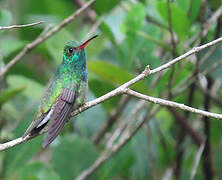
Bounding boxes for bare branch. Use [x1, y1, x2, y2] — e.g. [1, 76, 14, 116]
[0, 37, 222, 151]
[70, 66, 151, 117]
[125, 89, 222, 119]
[74, 0, 97, 22]
[0, 133, 36, 151]
[0, 21, 43, 31]
[0, 0, 95, 77]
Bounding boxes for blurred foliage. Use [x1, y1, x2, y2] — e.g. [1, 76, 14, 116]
[0, 0, 222, 180]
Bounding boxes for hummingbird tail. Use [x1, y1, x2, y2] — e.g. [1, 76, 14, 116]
[23, 109, 53, 138]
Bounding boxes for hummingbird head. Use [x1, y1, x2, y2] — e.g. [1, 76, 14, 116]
[63, 35, 98, 65]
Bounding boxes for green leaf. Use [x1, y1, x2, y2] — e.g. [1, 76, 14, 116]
[4, 100, 42, 179]
[45, 29, 73, 65]
[122, 3, 146, 50]
[51, 134, 98, 180]
[0, 9, 12, 27]
[135, 30, 170, 52]
[7, 75, 44, 99]
[209, 0, 222, 10]
[100, 22, 117, 46]
[6, 136, 43, 178]
[100, 142, 135, 178]
[157, 2, 190, 39]
[189, 0, 201, 22]
[18, 162, 60, 180]
[177, 0, 190, 13]
[104, 8, 125, 43]
[75, 92, 107, 138]
[0, 38, 27, 57]
[88, 61, 150, 95]
[94, 0, 119, 15]
[21, 0, 74, 20]
[201, 46, 222, 81]
[215, 142, 222, 177]
[130, 131, 151, 179]
[0, 87, 25, 105]
[120, 4, 162, 70]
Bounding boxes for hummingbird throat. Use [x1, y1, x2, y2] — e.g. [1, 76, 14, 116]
[63, 53, 79, 63]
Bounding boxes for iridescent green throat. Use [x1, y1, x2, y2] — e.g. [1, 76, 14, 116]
[62, 49, 86, 74]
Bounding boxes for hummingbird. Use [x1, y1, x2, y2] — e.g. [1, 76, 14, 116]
[23, 35, 98, 148]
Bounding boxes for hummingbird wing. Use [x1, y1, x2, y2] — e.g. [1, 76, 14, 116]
[23, 76, 62, 137]
[42, 88, 76, 148]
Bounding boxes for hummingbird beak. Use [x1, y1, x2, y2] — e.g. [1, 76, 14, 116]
[77, 35, 98, 50]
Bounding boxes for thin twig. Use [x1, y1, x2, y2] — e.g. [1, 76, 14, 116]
[202, 5, 222, 38]
[135, 30, 171, 51]
[143, 124, 156, 180]
[203, 58, 222, 75]
[146, 15, 169, 30]
[197, 85, 222, 107]
[173, 55, 222, 97]
[0, 21, 43, 30]
[167, 107, 204, 146]
[185, 5, 222, 50]
[162, 167, 174, 180]
[199, 46, 218, 65]
[190, 142, 205, 180]
[0, 0, 95, 77]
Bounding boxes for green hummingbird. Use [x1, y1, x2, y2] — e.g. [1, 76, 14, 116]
[23, 35, 98, 148]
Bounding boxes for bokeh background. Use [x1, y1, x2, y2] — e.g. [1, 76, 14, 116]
[1, 0, 222, 179]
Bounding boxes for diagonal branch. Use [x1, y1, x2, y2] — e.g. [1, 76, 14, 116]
[0, 37, 222, 151]
[202, 5, 222, 38]
[0, 21, 43, 30]
[0, 0, 95, 77]
[167, 107, 204, 146]
[149, 36, 222, 74]
[125, 89, 222, 119]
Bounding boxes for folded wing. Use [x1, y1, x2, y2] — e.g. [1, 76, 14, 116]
[42, 88, 76, 148]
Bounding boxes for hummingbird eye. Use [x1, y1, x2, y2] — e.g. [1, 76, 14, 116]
[68, 48, 74, 54]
